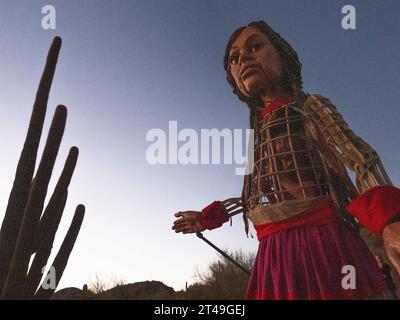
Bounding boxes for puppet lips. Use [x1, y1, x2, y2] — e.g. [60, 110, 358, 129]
[240, 65, 261, 79]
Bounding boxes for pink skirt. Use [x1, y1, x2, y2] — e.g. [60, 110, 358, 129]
[246, 221, 388, 300]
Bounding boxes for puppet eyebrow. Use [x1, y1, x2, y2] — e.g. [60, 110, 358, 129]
[230, 33, 266, 53]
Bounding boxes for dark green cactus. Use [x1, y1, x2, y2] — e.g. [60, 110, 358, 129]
[0, 37, 85, 299]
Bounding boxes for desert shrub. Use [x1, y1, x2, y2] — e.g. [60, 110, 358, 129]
[184, 250, 255, 300]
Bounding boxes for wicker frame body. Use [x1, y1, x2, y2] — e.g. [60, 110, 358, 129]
[229, 94, 392, 226]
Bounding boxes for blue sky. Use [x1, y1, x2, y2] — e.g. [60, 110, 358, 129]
[0, 0, 399, 291]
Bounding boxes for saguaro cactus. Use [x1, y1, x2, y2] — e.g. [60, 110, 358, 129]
[0, 37, 85, 299]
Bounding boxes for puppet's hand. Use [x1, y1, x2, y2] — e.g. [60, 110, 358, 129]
[383, 222, 400, 276]
[172, 211, 205, 234]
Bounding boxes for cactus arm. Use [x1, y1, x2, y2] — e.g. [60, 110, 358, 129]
[25, 147, 79, 297]
[34, 205, 85, 300]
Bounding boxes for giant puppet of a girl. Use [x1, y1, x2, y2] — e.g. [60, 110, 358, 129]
[172, 21, 400, 300]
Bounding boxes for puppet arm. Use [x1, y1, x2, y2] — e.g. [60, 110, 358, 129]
[302, 94, 392, 192]
[301, 94, 399, 235]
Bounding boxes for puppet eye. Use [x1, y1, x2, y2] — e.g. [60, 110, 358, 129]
[229, 53, 239, 65]
[250, 41, 264, 53]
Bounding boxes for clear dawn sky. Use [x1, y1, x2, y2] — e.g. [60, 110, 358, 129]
[0, 0, 399, 291]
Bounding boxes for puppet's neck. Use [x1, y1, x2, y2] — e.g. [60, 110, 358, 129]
[260, 94, 295, 118]
[260, 88, 292, 106]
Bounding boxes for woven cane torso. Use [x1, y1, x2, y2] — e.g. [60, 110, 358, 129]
[245, 101, 333, 224]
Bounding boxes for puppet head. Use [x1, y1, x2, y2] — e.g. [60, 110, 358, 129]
[223, 21, 303, 110]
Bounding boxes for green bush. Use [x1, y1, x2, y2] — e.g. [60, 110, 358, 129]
[183, 250, 255, 300]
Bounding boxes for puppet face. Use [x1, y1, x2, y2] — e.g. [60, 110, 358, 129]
[228, 26, 284, 99]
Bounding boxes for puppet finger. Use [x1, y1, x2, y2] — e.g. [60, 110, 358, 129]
[173, 217, 185, 225]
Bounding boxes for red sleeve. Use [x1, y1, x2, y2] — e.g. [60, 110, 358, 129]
[199, 201, 230, 230]
[346, 186, 400, 235]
